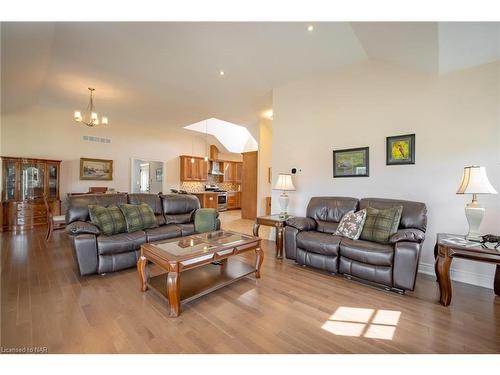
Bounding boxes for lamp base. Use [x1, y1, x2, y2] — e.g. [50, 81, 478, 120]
[279, 192, 289, 215]
[465, 201, 484, 242]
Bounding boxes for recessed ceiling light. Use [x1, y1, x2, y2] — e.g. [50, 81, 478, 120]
[219, 70, 225, 76]
[307, 25, 314, 32]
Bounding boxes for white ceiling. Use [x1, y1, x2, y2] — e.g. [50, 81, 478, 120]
[1, 22, 499, 140]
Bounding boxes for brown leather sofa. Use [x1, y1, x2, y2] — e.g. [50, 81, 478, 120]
[65, 193, 220, 276]
[284, 197, 427, 292]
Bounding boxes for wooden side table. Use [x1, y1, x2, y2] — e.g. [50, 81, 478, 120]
[253, 214, 292, 259]
[434, 233, 500, 306]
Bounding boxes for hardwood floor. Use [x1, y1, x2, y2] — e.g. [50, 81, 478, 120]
[1, 222, 499, 353]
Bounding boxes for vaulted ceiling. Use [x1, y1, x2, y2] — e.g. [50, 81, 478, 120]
[2, 22, 499, 136]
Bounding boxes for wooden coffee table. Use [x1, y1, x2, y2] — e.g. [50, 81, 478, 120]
[137, 230, 263, 317]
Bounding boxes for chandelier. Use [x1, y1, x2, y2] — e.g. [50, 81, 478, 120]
[73, 87, 108, 127]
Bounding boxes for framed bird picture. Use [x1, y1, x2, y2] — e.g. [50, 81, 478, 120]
[386, 134, 415, 165]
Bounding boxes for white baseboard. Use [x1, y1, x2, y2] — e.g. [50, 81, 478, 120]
[418, 262, 494, 290]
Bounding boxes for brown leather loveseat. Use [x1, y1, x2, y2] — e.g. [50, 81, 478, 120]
[284, 197, 427, 293]
[65, 193, 220, 276]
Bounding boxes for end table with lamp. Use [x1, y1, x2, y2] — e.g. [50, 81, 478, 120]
[434, 165, 499, 306]
[253, 173, 296, 259]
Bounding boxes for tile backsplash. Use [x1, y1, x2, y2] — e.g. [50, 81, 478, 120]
[181, 175, 240, 192]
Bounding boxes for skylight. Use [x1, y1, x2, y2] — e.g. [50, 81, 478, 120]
[184, 118, 258, 153]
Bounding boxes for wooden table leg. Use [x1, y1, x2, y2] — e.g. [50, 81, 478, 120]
[167, 272, 181, 317]
[137, 256, 148, 292]
[435, 246, 453, 306]
[276, 225, 284, 259]
[253, 223, 260, 237]
[255, 247, 264, 279]
[494, 265, 500, 296]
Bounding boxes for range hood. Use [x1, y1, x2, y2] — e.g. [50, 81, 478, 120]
[209, 161, 224, 175]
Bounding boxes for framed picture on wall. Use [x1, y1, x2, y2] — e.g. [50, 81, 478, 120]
[386, 134, 415, 165]
[333, 147, 369, 177]
[156, 167, 163, 182]
[80, 158, 113, 180]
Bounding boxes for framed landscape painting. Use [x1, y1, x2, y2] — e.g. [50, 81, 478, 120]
[80, 158, 113, 180]
[386, 134, 415, 165]
[333, 147, 369, 177]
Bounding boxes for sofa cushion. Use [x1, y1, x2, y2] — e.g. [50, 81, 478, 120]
[89, 205, 127, 236]
[97, 231, 147, 255]
[360, 206, 402, 244]
[66, 193, 128, 224]
[127, 193, 166, 226]
[335, 209, 367, 240]
[306, 197, 359, 223]
[339, 238, 394, 266]
[145, 225, 182, 242]
[296, 231, 341, 256]
[359, 198, 427, 232]
[119, 203, 158, 233]
[316, 220, 338, 234]
[176, 223, 196, 237]
[161, 194, 200, 224]
[194, 208, 218, 233]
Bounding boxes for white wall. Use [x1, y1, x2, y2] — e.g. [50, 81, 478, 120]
[272, 61, 500, 289]
[1, 104, 208, 208]
[257, 118, 272, 216]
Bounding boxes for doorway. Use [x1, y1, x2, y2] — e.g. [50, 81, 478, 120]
[131, 158, 164, 194]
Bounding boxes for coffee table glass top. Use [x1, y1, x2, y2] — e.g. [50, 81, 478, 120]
[152, 230, 257, 258]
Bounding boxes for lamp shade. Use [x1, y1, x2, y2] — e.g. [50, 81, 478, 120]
[274, 173, 295, 191]
[456, 166, 497, 195]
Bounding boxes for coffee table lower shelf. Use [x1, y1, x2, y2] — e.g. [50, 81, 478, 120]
[147, 259, 256, 307]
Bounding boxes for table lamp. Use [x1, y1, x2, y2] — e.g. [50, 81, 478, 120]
[273, 173, 296, 216]
[456, 166, 498, 241]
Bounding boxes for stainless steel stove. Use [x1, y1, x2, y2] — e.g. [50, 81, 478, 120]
[205, 184, 228, 211]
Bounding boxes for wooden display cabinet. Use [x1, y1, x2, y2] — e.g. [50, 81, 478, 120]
[1, 156, 62, 231]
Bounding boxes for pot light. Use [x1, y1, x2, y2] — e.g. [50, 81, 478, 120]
[219, 70, 225, 76]
[307, 25, 314, 32]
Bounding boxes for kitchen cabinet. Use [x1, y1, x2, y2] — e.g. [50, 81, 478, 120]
[193, 192, 218, 209]
[180, 156, 208, 182]
[227, 191, 241, 210]
[223, 161, 243, 183]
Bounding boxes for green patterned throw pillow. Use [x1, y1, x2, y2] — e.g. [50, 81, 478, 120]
[119, 203, 158, 233]
[360, 206, 403, 244]
[88, 205, 127, 236]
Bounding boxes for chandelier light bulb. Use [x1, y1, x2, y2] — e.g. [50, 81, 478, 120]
[102, 117, 108, 125]
[94, 118, 99, 125]
[91, 112, 98, 120]
[74, 111, 82, 121]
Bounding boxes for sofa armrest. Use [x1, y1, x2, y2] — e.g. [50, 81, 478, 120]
[286, 217, 317, 231]
[284, 226, 299, 260]
[393, 241, 422, 291]
[70, 234, 98, 276]
[389, 228, 425, 244]
[66, 221, 101, 235]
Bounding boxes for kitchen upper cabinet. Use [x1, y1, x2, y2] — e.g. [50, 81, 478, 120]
[234, 162, 242, 183]
[223, 161, 243, 183]
[180, 156, 208, 182]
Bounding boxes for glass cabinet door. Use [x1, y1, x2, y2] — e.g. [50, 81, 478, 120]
[4, 160, 18, 201]
[47, 163, 59, 199]
[21, 162, 45, 200]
